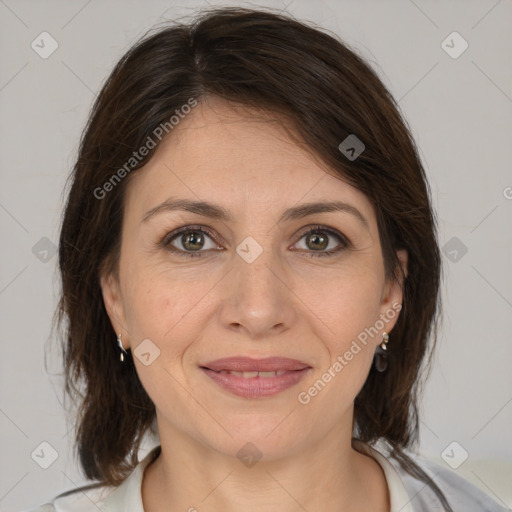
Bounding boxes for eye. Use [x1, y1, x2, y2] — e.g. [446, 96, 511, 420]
[293, 226, 350, 258]
[161, 226, 222, 258]
[159, 224, 350, 259]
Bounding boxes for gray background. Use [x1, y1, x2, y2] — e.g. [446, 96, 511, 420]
[0, 0, 511, 510]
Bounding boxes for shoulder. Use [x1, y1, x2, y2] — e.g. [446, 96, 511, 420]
[390, 452, 510, 512]
[355, 440, 509, 512]
[23, 445, 161, 512]
[23, 482, 115, 512]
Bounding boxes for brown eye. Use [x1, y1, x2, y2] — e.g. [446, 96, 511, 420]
[178, 231, 206, 251]
[294, 226, 350, 258]
[305, 232, 329, 251]
[160, 226, 222, 258]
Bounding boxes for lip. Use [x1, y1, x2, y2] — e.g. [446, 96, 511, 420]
[202, 356, 310, 372]
[200, 357, 311, 399]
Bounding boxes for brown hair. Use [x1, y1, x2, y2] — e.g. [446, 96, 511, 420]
[54, 6, 448, 509]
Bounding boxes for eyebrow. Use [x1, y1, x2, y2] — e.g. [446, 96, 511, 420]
[141, 197, 369, 229]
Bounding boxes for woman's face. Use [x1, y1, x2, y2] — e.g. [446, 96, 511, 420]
[101, 96, 406, 461]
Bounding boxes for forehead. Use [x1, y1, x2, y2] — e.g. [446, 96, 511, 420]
[123, 97, 375, 222]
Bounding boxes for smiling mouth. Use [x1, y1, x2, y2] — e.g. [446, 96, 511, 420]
[199, 357, 311, 398]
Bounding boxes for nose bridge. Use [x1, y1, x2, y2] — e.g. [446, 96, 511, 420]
[220, 234, 293, 336]
[235, 235, 283, 303]
[243, 249, 279, 290]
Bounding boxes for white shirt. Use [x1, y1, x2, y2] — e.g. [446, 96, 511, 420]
[24, 442, 509, 511]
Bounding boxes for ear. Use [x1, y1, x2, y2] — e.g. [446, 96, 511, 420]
[379, 249, 408, 332]
[100, 271, 130, 349]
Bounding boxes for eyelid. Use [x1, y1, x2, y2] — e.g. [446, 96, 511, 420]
[161, 224, 219, 244]
[295, 224, 350, 244]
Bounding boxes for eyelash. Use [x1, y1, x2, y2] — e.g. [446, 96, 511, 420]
[158, 224, 351, 259]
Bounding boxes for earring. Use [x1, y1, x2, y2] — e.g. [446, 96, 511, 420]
[373, 332, 389, 372]
[116, 333, 128, 362]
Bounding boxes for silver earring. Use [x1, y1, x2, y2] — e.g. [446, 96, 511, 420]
[116, 333, 128, 362]
[374, 331, 389, 372]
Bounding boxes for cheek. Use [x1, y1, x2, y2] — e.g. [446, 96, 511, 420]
[120, 271, 207, 408]
[302, 259, 385, 341]
[124, 274, 203, 341]
[296, 261, 384, 397]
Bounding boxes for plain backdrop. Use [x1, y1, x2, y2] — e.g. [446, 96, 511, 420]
[0, 0, 511, 510]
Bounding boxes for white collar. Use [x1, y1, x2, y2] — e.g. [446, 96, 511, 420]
[353, 440, 415, 512]
[101, 446, 160, 512]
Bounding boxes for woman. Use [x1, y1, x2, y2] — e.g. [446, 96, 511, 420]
[28, 7, 507, 512]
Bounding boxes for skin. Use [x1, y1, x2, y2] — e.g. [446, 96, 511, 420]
[101, 96, 407, 512]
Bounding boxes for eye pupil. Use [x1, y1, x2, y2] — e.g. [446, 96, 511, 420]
[307, 232, 328, 251]
[183, 231, 204, 251]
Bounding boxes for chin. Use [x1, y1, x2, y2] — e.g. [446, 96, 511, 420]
[195, 412, 312, 463]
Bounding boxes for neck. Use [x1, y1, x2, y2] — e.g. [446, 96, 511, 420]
[141, 421, 389, 512]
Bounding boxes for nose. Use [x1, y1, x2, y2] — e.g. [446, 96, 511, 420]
[218, 243, 296, 340]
